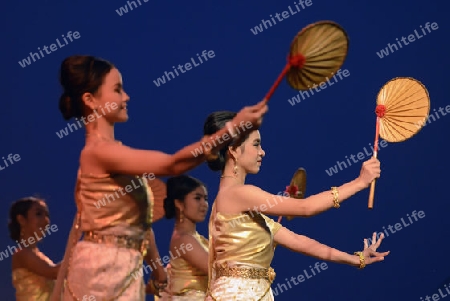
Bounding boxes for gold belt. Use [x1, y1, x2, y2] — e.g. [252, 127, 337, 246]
[83, 231, 147, 254]
[215, 266, 276, 283]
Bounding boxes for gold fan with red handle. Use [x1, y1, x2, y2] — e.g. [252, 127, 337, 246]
[368, 77, 430, 209]
[261, 21, 349, 105]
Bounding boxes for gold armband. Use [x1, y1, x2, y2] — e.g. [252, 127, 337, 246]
[354, 251, 366, 269]
[331, 186, 340, 208]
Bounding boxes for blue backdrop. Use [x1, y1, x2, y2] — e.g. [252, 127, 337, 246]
[1, 1, 448, 300]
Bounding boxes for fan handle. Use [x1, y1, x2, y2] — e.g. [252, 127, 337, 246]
[368, 113, 382, 209]
[261, 55, 305, 106]
[368, 153, 377, 209]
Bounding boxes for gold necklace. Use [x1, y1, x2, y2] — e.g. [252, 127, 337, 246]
[175, 226, 196, 236]
[220, 175, 236, 179]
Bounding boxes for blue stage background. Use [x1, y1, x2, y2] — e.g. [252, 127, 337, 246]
[1, 1, 448, 300]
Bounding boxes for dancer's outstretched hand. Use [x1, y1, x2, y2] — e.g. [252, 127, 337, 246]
[233, 99, 268, 132]
[360, 232, 390, 266]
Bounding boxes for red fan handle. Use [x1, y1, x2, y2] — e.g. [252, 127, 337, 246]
[368, 105, 386, 209]
[261, 54, 306, 105]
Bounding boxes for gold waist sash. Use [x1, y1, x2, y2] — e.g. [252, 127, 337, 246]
[215, 266, 276, 283]
[83, 231, 148, 254]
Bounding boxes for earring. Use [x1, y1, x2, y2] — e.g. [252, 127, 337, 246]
[179, 211, 184, 223]
[233, 159, 238, 176]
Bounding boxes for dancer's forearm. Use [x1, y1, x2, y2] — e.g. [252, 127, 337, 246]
[275, 229, 361, 268]
[145, 230, 167, 282]
[327, 248, 361, 267]
[299, 178, 366, 216]
[170, 122, 248, 174]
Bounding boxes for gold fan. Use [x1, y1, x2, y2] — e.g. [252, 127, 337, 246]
[262, 20, 349, 104]
[278, 168, 307, 223]
[286, 21, 349, 90]
[145, 177, 167, 223]
[368, 77, 430, 209]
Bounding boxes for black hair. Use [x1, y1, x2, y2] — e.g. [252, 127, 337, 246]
[58, 55, 115, 120]
[8, 197, 45, 241]
[203, 111, 251, 171]
[163, 175, 205, 219]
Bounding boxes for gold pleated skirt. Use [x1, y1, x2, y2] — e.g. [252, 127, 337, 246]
[206, 276, 274, 301]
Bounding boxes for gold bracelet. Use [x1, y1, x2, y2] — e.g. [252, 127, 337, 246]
[354, 252, 366, 269]
[331, 186, 340, 208]
[153, 279, 168, 290]
[200, 135, 219, 161]
[148, 278, 168, 297]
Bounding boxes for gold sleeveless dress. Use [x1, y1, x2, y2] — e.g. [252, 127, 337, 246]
[50, 170, 154, 301]
[12, 253, 55, 301]
[171, 231, 209, 300]
[155, 231, 208, 301]
[205, 202, 282, 301]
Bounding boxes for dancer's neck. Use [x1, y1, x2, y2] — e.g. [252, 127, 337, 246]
[85, 119, 115, 142]
[175, 220, 196, 236]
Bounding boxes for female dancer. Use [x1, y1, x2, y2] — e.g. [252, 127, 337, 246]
[50, 55, 267, 301]
[203, 111, 390, 301]
[157, 175, 209, 300]
[9, 197, 60, 301]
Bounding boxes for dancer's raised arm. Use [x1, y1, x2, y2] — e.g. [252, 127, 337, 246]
[219, 157, 380, 217]
[85, 101, 267, 177]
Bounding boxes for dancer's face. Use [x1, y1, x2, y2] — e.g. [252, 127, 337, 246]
[87, 68, 130, 123]
[233, 130, 265, 174]
[179, 186, 209, 223]
[18, 201, 50, 240]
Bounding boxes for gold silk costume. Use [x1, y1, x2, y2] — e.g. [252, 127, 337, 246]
[50, 170, 154, 301]
[171, 231, 208, 300]
[12, 253, 55, 301]
[155, 232, 208, 301]
[206, 202, 282, 301]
